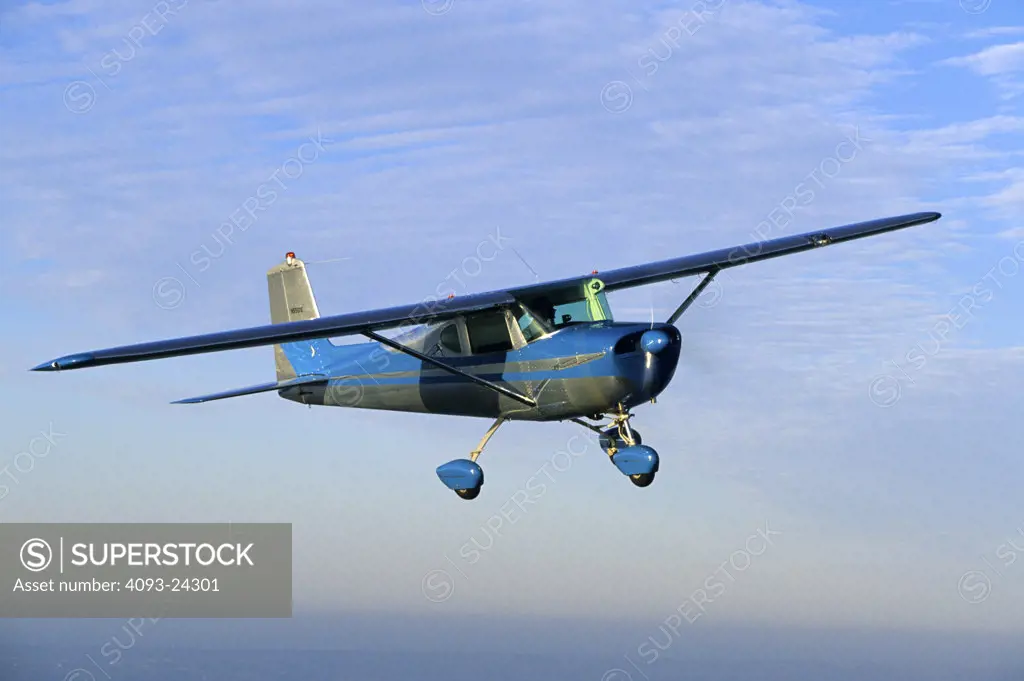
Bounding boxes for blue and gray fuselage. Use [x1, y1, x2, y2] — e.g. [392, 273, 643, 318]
[276, 321, 682, 421]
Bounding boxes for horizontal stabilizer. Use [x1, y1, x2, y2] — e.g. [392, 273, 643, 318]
[172, 373, 328, 404]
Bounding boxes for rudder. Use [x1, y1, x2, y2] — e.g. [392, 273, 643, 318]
[267, 252, 334, 379]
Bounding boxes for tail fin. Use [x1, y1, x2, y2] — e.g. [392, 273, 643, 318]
[267, 252, 335, 380]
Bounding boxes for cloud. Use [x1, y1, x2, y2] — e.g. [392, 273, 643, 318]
[3, 0, 1024, 629]
[944, 42, 1024, 98]
[946, 42, 1024, 76]
[966, 27, 1024, 40]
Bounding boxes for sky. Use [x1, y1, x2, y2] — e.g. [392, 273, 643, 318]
[1, 0, 1024, 668]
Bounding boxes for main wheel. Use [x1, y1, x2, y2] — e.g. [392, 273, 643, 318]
[629, 472, 655, 487]
[437, 459, 484, 499]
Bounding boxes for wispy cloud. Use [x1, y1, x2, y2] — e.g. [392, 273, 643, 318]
[944, 42, 1024, 98]
[3, 0, 1024, 630]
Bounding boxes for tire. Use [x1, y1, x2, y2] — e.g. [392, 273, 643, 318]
[629, 472, 655, 488]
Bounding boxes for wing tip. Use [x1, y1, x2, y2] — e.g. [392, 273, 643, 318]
[31, 353, 95, 372]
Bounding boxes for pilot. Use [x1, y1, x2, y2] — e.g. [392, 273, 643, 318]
[532, 297, 556, 325]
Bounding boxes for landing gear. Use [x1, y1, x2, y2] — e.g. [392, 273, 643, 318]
[573, 407, 659, 488]
[438, 408, 660, 498]
[435, 417, 507, 500]
[455, 487, 481, 500]
[629, 472, 655, 487]
[599, 426, 641, 450]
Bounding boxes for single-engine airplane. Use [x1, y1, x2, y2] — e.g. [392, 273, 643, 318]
[33, 211, 940, 499]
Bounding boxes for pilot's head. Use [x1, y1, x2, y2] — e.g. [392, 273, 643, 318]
[533, 297, 555, 322]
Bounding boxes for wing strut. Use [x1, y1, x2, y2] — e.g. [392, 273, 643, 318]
[666, 271, 718, 324]
[362, 331, 537, 408]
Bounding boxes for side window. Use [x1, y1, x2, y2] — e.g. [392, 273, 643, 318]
[466, 310, 514, 355]
[439, 323, 462, 354]
[512, 304, 550, 343]
[553, 300, 585, 326]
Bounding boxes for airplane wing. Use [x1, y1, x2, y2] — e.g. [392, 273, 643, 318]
[509, 211, 941, 296]
[32, 211, 940, 372]
[33, 289, 516, 371]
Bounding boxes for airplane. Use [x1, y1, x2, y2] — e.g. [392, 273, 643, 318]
[32, 211, 941, 500]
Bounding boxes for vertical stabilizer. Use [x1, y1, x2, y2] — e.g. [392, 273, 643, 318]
[267, 252, 330, 380]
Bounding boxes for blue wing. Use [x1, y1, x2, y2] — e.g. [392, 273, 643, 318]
[510, 211, 940, 295]
[32, 211, 940, 372]
[33, 289, 515, 371]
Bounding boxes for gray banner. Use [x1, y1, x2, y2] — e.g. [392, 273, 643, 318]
[0, 523, 291, 618]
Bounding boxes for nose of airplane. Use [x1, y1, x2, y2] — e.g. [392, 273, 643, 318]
[643, 325, 681, 397]
[614, 324, 682, 403]
[640, 329, 671, 354]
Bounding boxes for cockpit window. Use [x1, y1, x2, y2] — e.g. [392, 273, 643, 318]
[518, 278, 613, 329]
[439, 324, 462, 354]
[383, 324, 431, 353]
[466, 309, 514, 354]
[513, 304, 552, 343]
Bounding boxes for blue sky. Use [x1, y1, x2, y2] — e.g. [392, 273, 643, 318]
[2, 0, 1024, 646]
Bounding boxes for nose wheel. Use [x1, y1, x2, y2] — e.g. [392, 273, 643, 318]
[573, 410, 660, 488]
[599, 427, 641, 450]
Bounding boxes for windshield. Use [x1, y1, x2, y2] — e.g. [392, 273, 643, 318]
[513, 303, 553, 342]
[517, 278, 613, 330]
